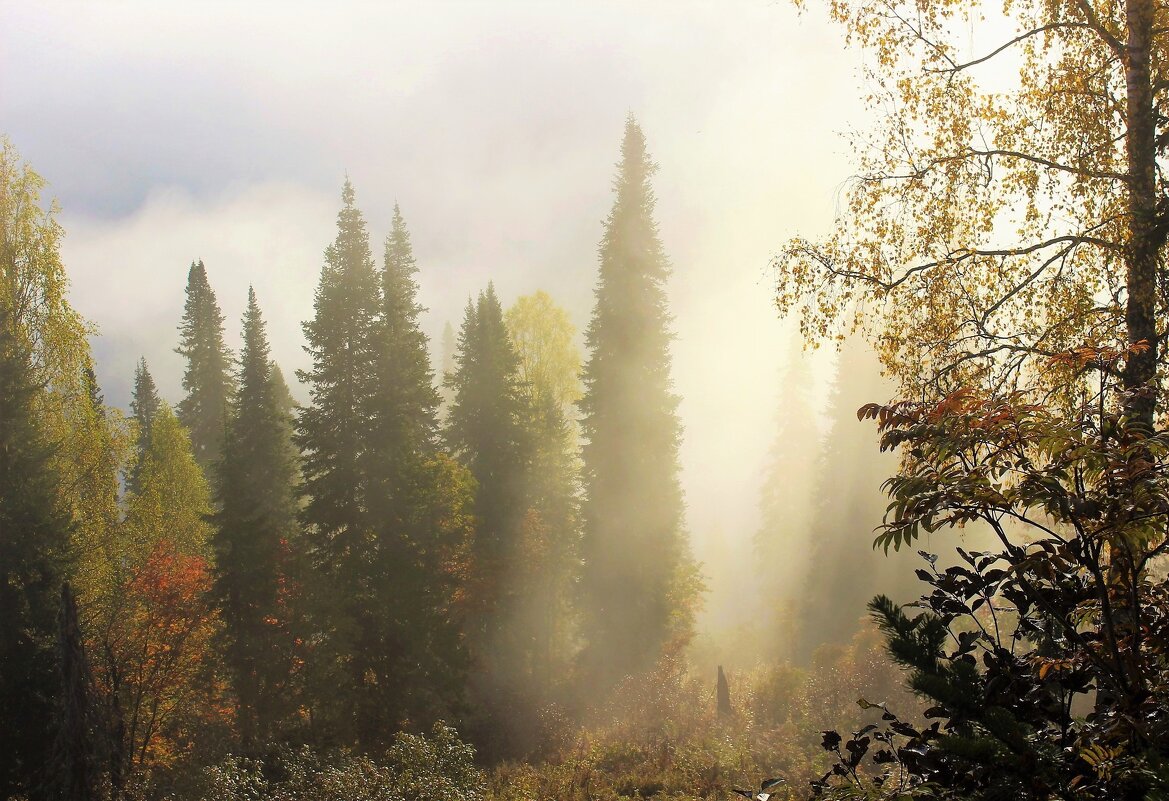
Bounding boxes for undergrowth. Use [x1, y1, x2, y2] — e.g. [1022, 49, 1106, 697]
[179, 624, 916, 801]
[484, 623, 922, 801]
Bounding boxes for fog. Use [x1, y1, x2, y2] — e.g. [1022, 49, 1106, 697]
[1, 1, 913, 664]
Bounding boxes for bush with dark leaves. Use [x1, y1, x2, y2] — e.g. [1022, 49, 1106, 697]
[811, 379, 1169, 801]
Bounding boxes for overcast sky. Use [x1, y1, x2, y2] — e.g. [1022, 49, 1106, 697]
[2, 1, 869, 598]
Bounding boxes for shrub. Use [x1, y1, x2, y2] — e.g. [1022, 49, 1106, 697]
[196, 721, 483, 801]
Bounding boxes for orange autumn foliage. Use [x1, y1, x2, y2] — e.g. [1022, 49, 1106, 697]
[94, 539, 228, 787]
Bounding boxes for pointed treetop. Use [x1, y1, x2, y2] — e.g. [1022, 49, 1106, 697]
[619, 115, 656, 180]
[241, 287, 269, 358]
[578, 118, 689, 685]
[182, 260, 212, 312]
[131, 357, 160, 423]
[462, 295, 478, 330]
[129, 356, 163, 494]
[175, 258, 233, 476]
[384, 202, 418, 279]
[324, 177, 373, 274]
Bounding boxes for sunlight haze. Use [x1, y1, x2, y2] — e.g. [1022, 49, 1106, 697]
[3, 0, 862, 617]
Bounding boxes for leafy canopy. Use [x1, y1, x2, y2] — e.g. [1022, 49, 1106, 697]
[777, 0, 1168, 417]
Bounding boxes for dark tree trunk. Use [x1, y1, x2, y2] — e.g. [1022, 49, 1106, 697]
[55, 582, 93, 801]
[717, 665, 732, 717]
[1122, 0, 1160, 427]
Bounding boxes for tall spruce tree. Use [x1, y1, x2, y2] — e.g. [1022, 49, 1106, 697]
[298, 191, 473, 743]
[354, 204, 469, 736]
[373, 205, 441, 467]
[445, 284, 532, 757]
[128, 358, 161, 495]
[578, 118, 693, 687]
[270, 362, 297, 422]
[295, 180, 384, 742]
[213, 288, 300, 748]
[445, 284, 529, 650]
[297, 179, 380, 565]
[176, 259, 234, 479]
[0, 305, 72, 801]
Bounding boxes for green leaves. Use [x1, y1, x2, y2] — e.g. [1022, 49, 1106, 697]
[862, 387, 1169, 555]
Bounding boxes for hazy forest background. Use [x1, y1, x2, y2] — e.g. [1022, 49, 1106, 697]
[7, 1, 1169, 800]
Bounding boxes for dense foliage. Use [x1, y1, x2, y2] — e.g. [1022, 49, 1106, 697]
[201, 723, 483, 801]
[213, 288, 302, 749]
[296, 183, 472, 745]
[803, 375, 1169, 801]
[0, 300, 72, 801]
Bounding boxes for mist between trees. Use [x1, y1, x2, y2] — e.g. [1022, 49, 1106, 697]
[0, 117, 966, 801]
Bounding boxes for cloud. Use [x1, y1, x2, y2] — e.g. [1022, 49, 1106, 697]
[62, 182, 336, 409]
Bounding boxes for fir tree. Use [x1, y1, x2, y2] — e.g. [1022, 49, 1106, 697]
[372, 204, 441, 465]
[83, 365, 103, 409]
[578, 118, 694, 687]
[213, 288, 301, 748]
[446, 283, 529, 650]
[0, 306, 72, 801]
[355, 204, 469, 737]
[176, 259, 234, 479]
[270, 362, 297, 422]
[445, 284, 532, 757]
[297, 192, 474, 744]
[127, 358, 160, 497]
[294, 179, 384, 742]
[296, 179, 380, 566]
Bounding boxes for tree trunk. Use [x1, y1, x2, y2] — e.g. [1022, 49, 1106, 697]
[1122, 0, 1159, 427]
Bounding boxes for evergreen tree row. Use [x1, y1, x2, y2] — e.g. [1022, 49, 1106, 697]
[0, 118, 697, 795]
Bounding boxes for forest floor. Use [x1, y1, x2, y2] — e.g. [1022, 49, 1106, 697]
[481, 625, 919, 801]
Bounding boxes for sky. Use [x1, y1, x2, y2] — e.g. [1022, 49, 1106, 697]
[1, 0, 870, 629]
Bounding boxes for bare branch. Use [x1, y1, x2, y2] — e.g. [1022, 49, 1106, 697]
[968, 148, 1128, 182]
[925, 22, 1092, 74]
